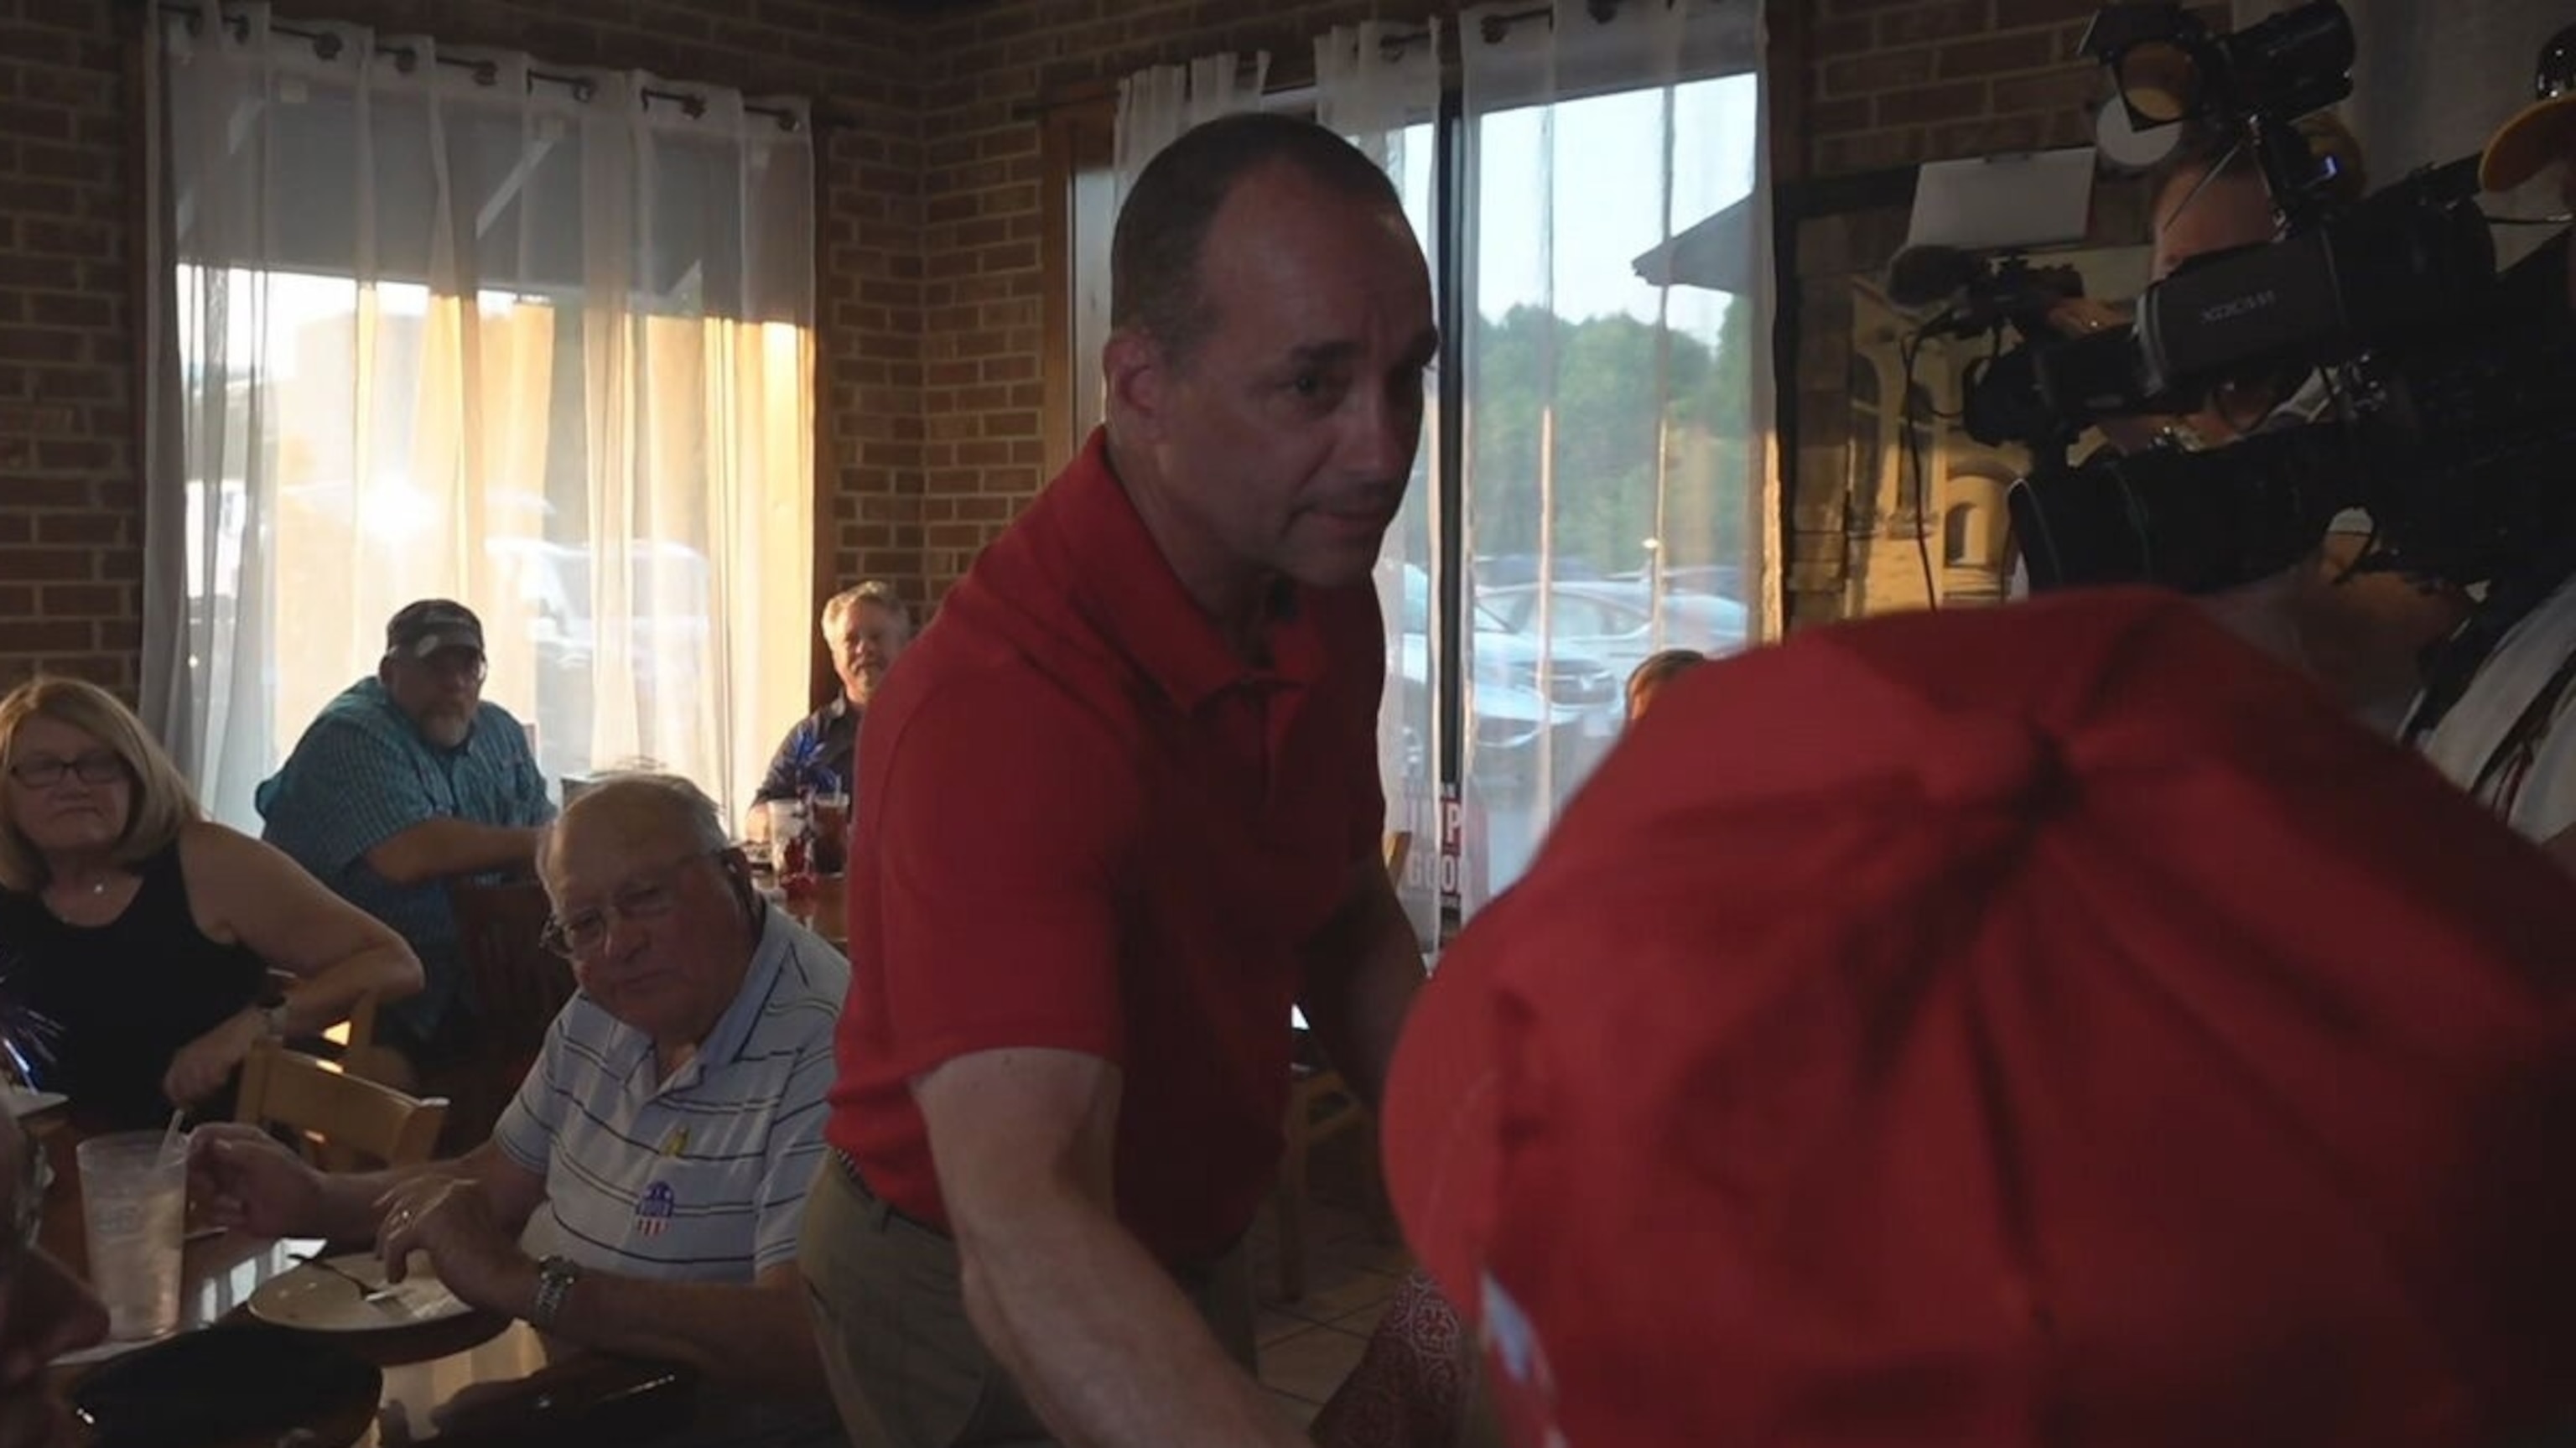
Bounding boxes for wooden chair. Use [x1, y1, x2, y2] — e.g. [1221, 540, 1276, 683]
[233, 1040, 448, 1171]
[1272, 831, 1415, 1301]
[444, 879, 577, 1148]
[264, 972, 383, 1063]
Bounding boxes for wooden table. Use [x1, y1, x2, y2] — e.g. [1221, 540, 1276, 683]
[30, 1115, 802, 1448]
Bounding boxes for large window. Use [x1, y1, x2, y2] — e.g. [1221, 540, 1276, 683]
[1052, 1, 1770, 928]
[148, 13, 817, 827]
[1459, 67, 1763, 903]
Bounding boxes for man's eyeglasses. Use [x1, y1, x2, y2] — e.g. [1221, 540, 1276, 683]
[538, 850, 721, 959]
[6, 752, 126, 789]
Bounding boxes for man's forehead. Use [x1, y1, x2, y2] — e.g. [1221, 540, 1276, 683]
[839, 603, 904, 633]
[547, 818, 689, 895]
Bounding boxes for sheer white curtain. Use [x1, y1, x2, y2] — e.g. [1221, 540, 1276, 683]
[1316, 20, 1446, 948]
[1070, 53, 1272, 443]
[1112, 52, 1273, 219]
[1455, 0, 1774, 911]
[142, 1, 816, 828]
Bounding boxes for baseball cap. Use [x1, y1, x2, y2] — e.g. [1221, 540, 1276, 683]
[382, 599, 486, 660]
[1384, 589, 2576, 1448]
[2480, 22, 2576, 192]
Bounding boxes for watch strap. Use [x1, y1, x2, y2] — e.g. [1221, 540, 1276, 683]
[530, 1253, 581, 1329]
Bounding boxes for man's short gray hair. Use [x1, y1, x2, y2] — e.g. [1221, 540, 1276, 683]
[821, 580, 911, 635]
[541, 771, 729, 884]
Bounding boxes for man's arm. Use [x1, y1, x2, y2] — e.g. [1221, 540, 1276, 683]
[749, 719, 813, 807]
[362, 817, 544, 885]
[918, 1046, 1304, 1448]
[1296, 854, 1426, 1111]
[190, 1132, 548, 1245]
[529, 1262, 825, 1394]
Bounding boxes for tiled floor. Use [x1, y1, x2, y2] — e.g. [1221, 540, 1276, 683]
[1246, 1196, 1414, 1432]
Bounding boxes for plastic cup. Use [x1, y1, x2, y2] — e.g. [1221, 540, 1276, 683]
[75, 1130, 188, 1340]
[764, 799, 806, 843]
[808, 793, 851, 875]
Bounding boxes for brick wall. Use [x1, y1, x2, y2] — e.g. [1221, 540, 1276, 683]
[0, 0, 922, 694]
[0, 0, 138, 691]
[1802, 0, 2124, 178]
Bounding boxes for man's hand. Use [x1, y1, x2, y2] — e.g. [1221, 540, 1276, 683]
[162, 1009, 262, 1109]
[374, 1175, 538, 1317]
[188, 1124, 325, 1238]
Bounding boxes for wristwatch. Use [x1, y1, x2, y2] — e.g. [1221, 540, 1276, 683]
[258, 1002, 292, 1040]
[530, 1253, 582, 1329]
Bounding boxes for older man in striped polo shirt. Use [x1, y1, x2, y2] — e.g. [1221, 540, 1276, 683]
[191, 774, 848, 1411]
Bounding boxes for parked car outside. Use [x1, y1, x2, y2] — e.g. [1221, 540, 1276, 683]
[1381, 562, 1623, 797]
[1483, 578, 1751, 687]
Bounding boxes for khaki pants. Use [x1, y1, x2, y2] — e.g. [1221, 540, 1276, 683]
[800, 1154, 1259, 1448]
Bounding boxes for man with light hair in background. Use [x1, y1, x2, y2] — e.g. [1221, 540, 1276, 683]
[750, 582, 913, 830]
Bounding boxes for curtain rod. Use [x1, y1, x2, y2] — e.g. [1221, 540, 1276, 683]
[148, 1, 808, 132]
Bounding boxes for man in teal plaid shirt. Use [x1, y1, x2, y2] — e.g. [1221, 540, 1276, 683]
[257, 599, 554, 1074]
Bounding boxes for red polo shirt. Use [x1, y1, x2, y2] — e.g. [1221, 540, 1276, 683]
[823, 428, 1386, 1264]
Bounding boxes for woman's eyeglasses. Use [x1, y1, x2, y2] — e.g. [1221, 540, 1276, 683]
[6, 753, 126, 789]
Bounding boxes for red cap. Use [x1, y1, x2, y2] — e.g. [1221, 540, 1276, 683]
[1384, 589, 2576, 1448]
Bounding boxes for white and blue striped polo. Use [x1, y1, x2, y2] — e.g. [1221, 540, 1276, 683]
[493, 906, 849, 1280]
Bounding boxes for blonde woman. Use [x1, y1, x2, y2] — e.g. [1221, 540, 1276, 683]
[0, 678, 422, 1129]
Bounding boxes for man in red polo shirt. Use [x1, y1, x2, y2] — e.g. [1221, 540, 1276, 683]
[802, 112, 1438, 1448]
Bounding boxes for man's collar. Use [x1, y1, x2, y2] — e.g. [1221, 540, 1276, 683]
[1057, 428, 1327, 709]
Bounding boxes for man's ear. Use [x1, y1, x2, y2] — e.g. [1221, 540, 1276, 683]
[376, 656, 397, 690]
[1103, 330, 1170, 442]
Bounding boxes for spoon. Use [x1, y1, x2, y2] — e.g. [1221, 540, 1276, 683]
[288, 1251, 402, 1305]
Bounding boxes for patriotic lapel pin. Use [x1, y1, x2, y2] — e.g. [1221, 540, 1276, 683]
[635, 1180, 677, 1239]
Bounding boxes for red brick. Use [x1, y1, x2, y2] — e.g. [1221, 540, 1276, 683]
[0, 548, 91, 581]
[1877, 81, 1987, 127]
[0, 619, 92, 652]
[1992, 66, 2103, 116]
[39, 583, 124, 616]
[35, 512, 120, 545]
[1995, 0, 2109, 24]
[1877, 0, 1995, 48]
[1936, 31, 2062, 80]
[1822, 48, 1937, 98]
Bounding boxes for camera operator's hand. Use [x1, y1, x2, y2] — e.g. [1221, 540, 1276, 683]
[2038, 298, 2177, 454]
[2043, 295, 2125, 340]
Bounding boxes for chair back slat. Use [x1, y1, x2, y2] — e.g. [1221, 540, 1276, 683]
[234, 1041, 448, 1171]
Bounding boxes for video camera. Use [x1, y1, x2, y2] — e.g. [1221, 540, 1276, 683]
[1896, 0, 2576, 598]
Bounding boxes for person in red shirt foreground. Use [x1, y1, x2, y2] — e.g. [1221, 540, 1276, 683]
[804, 112, 1439, 1448]
[1386, 588, 2576, 1448]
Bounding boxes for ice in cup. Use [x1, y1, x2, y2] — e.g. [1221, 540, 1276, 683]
[763, 798, 806, 845]
[75, 1130, 188, 1340]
